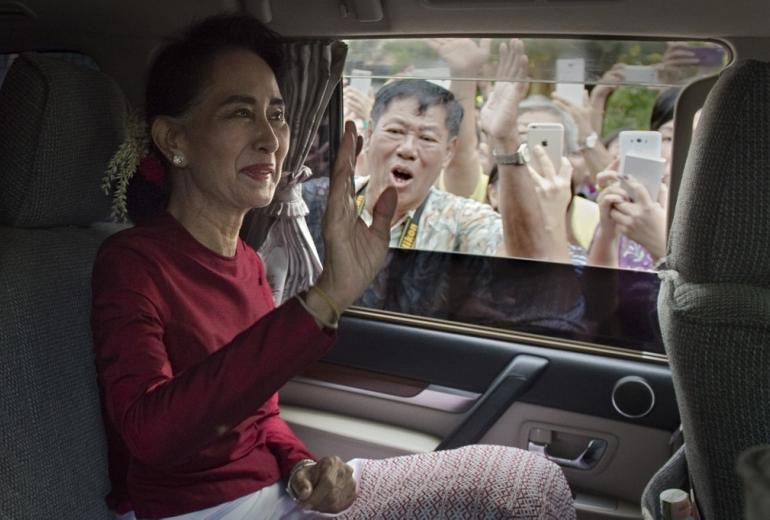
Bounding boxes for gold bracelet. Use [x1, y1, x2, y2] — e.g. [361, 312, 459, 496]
[309, 285, 341, 323]
[296, 294, 338, 330]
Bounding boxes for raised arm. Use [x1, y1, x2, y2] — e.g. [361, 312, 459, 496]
[427, 38, 491, 198]
[480, 39, 572, 262]
[92, 265, 334, 469]
[94, 122, 396, 469]
[552, 91, 613, 184]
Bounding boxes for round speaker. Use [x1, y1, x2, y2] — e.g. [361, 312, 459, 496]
[612, 376, 655, 419]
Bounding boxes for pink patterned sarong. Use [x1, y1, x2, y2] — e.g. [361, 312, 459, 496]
[335, 445, 576, 519]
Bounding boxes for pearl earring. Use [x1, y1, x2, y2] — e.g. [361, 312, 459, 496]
[172, 154, 185, 167]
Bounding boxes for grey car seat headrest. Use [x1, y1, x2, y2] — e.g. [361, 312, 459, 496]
[0, 53, 128, 228]
[667, 59, 770, 286]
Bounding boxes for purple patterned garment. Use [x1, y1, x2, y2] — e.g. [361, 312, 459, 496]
[618, 235, 655, 271]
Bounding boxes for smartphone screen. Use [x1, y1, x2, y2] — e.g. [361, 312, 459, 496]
[527, 123, 565, 172]
[618, 131, 662, 160]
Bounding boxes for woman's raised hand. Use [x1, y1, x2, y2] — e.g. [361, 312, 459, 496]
[311, 121, 397, 316]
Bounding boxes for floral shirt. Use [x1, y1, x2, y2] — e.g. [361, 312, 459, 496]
[304, 177, 587, 265]
[304, 177, 504, 258]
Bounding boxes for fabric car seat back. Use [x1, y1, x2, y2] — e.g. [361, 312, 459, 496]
[658, 59, 770, 520]
[0, 53, 128, 519]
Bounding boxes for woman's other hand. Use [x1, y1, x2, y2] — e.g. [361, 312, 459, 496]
[290, 456, 356, 513]
[312, 121, 397, 316]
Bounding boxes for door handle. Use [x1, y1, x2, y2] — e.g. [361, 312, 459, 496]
[437, 355, 549, 451]
[528, 438, 608, 470]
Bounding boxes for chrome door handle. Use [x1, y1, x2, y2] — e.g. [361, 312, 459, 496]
[528, 438, 608, 470]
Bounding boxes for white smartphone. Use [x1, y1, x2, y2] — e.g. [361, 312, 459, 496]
[554, 58, 586, 107]
[620, 153, 666, 201]
[349, 69, 372, 95]
[623, 65, 658, 84]
[618, 130, 662, 160]
[527, 122, 565, 172]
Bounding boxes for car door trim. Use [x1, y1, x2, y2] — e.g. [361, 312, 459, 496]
[291, 375, 481, 413]
[346, 307, 669, 364]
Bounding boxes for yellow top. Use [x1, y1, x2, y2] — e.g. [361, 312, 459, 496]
[437, 169, 490, 203]
[570, 196, 600, 251]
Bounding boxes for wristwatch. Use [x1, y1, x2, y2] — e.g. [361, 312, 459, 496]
[492, 143, 530, 166]
[581, 132, 598, 150]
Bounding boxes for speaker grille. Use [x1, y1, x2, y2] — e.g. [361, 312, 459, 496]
[612, 376, 655, 418]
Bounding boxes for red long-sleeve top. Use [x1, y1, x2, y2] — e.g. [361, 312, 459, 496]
[91, 213, 335, 518]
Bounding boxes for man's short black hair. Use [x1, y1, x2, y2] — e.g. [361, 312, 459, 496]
[370, 79, 463, 138]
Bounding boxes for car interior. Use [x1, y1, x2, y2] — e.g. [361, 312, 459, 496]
[1, 1, 769, 519]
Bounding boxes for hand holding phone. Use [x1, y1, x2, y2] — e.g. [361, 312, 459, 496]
[527, 123, 565, 174]
[620, 153, 666, 202]
[693, 47, 725, 67]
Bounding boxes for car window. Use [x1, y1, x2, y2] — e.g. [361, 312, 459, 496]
[302, 37, 729, 356]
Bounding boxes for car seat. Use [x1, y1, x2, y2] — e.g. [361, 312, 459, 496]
[0, 52, 128, 518]
[657, 58, 770, 520]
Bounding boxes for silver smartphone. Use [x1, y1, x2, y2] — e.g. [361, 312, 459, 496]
[527, 122, 565, 172]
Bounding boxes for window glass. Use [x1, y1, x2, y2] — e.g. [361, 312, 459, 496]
[303, 38, 729, 354]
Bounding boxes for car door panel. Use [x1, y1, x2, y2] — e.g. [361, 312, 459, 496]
[280, 315, 678, 520]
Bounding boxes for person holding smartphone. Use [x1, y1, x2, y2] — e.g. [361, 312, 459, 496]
[587, 89, 678, 269]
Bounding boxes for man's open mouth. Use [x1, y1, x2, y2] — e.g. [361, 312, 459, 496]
[390, 166, 414, 186]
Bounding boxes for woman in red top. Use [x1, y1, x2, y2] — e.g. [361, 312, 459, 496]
[93, 13, 577, 520]
[92, 14, 396, 519]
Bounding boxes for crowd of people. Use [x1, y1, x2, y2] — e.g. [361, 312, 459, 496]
[322, 38, 707, 271]
[85, 16, 715, 518]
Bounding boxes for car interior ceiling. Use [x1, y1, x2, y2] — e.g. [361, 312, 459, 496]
[2, 0, 770, 104]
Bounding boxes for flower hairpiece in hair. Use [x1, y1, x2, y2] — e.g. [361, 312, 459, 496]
[102, 111, 148, 223]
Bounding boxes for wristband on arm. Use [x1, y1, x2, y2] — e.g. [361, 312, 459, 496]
[286, 459, 317, 501]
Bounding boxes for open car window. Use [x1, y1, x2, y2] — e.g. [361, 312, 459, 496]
[303, 37, 730, 357]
